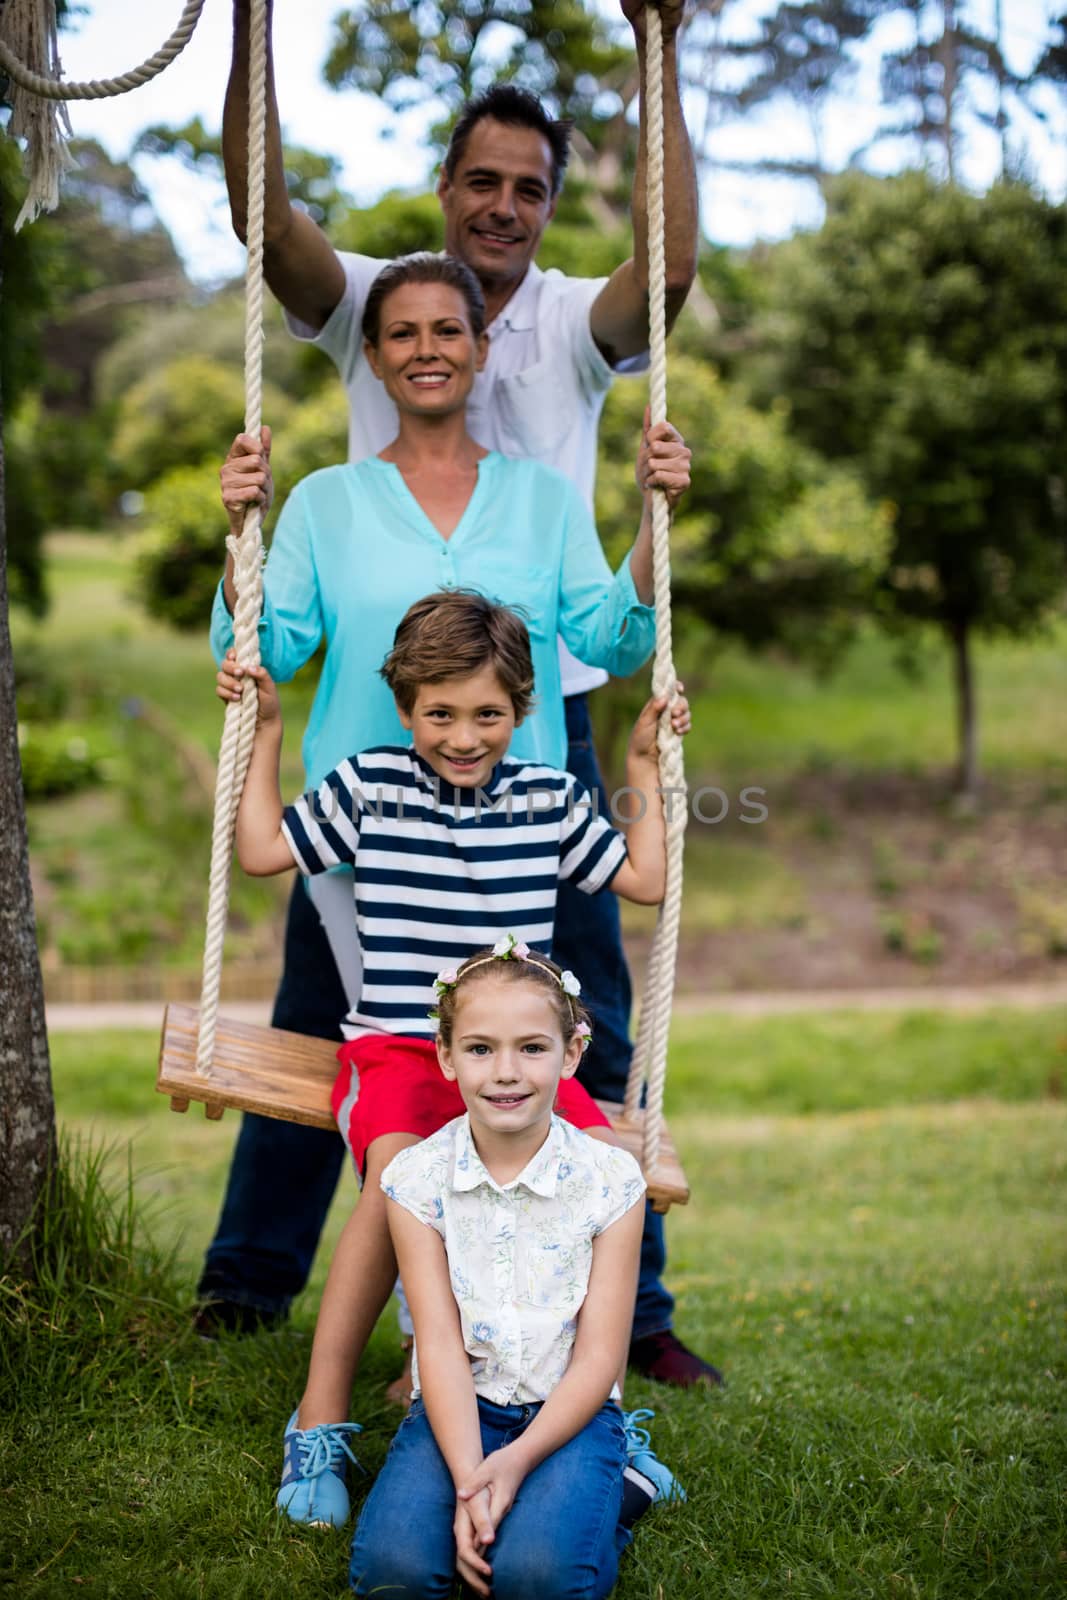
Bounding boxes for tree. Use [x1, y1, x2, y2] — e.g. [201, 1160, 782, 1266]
[323, 0, 631, 125]
[322, 0, 642, 223]
[1030, 13, 1067, 106]
[760, 172, 1067, 796]
[0, 139, 61, 613]
[872, 0, 1012, 182]
[0, 183, 57, 1264]
[1, 136, 192, 583]
[134, 117, 352, 232]
[136, 382, 348, 628]
[692, 1, 894, 186]
[596, 349, 891, 662]
[686, 2, 1044, 204]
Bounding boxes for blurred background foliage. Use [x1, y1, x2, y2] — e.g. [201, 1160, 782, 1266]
[3, 0, 1067, 826]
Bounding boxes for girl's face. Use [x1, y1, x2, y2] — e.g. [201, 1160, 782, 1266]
[363, 281, 488, 419]
[438, 974, 582, 1140]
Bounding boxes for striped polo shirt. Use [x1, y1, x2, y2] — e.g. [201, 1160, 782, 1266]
[281, 746, 627, 1040]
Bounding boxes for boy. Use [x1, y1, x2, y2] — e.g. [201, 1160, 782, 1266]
[230, 587, 689, 1527]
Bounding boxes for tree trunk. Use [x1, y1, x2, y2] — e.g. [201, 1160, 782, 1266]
[949, 616, 979, 800]
[993, 0, 1007, 176]
[0, 200, 58, 1265]
[940, 0, 958, 183]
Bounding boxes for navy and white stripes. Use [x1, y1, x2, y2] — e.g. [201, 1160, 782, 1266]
[281, 746, 626, 1040]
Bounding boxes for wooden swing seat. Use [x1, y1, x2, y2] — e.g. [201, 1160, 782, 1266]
[157, 1003, 689, 1213]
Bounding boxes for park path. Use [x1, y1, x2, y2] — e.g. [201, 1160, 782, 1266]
[45, 980, 1067, 1033]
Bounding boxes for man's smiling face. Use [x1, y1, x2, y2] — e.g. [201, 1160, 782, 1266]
[437, 117, 558, 298]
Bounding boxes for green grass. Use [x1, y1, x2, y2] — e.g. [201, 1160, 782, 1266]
[2, 1009, 1063, 1597]
[665, 1007, 1067, 1114]
[655, 618, 1067, 783]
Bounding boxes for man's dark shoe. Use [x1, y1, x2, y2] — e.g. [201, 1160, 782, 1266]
[628, 1330, 724, 1389]
[193, 1299, 285, 1338]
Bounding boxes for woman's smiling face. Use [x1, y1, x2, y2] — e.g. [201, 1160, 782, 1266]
[364, 281, 488, 418]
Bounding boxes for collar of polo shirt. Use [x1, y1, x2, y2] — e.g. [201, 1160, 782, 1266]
[451, 1112, 562, 1198]
[486, 262, 543, 335]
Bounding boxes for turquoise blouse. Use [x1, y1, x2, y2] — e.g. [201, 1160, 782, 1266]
[211, 452, 654, 785]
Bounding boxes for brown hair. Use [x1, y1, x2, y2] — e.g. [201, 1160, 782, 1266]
[361, 252, 487, 345]
[435, 947, 592, 1053]
[380, 589, 535, 719]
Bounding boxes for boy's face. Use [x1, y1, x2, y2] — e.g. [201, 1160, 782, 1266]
[438, 974, 581, 1142]
[397, 663, 518, 788]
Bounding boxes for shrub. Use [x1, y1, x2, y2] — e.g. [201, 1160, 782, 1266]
[136, 463, 229, 630]
[18, 723, 105, 799]
[136, 384, 350, 630]
[110, 355, 292, 489]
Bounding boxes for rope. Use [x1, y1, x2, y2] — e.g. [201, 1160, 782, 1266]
[196, 0, 268, 1077]
[0, 0, 207, 99]
[0, 0, 207, 226]
[622, 4, 686, 1177]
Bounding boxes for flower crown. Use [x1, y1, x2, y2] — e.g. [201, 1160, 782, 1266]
[429, 933, 590, 1049]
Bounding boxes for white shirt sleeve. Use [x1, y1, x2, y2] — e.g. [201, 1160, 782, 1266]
[380, 1140, 448, 1237]
[545, 268, 651, 395]
[592, 1145, 647, 1235]
[283, 251, 387, 388]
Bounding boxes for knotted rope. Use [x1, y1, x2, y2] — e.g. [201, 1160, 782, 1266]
[196, 0, 268, 1076]
[0, 0, 208, 226]
[623, 4, 685, 1177]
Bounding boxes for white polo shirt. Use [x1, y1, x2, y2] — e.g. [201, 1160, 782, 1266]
[286, 254, 647, 696]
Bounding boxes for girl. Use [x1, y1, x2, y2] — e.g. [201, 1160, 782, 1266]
[350, 945, 653, 1600]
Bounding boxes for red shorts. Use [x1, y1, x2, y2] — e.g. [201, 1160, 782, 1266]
[331, 1033, 610, 1174]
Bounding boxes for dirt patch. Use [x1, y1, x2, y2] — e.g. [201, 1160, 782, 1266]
[630, 770, 1067, 996]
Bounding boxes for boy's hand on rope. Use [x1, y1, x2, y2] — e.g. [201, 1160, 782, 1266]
[636, 410, 691, 511]
[628, 682, 691, 764]
[220, 426, 273, 536]
[453, 1494, 494, 1596]
[216, 650, 280, 727]
[621, 0, 687, 42]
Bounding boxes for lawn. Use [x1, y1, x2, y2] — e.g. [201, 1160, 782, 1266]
[2, 1006, 1064, 1597]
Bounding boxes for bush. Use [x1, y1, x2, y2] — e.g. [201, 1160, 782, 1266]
[136, 384, 350, 629]
[13, 641, 69, 721]
[18, 722, 105, 799]
[270, 384, 349, 502]
[136, 463, 229, 630]
[110, 355, 292, 490]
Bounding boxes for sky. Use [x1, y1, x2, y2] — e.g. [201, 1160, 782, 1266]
[50, 0, 1067, 284]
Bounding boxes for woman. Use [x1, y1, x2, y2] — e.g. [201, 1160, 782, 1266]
[214, 253, 688, 774]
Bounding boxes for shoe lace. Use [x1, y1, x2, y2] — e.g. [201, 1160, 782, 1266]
[296, 1422, 365, 1479]
[622, 1407, 656, 1455]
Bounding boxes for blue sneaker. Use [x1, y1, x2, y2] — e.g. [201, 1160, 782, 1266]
[621, 1408, 686, 1504]
[276, 1409, 364, 1528]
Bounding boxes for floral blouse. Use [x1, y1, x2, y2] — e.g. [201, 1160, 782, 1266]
[381, 1114, 646, 1404]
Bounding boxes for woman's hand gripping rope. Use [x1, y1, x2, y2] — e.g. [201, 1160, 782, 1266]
[220, 425, 274, 536]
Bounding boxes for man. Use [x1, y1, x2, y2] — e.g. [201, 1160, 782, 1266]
[199, 0, 721, 1389]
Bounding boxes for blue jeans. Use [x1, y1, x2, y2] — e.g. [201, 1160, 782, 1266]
[350, 1397, 628, 1600]
[198, 694, 674, 1337]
